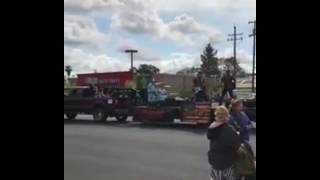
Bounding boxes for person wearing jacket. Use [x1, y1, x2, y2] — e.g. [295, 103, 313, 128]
[207, 106, 241, 180]
[219, 70, 236, 105]
[228, 99, 254, 143]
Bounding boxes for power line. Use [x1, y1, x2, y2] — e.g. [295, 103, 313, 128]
[227, 25, 243, 77]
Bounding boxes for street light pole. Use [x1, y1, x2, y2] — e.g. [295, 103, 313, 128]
[125, 49, 138, 72]
[249, 20, 256, 92]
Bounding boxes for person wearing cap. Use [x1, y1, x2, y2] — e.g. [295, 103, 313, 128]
[228, 99, 256, 180]
[207, 106, 240, 180]
[219, 70, 236, 105]
[228, 99, 254, 143]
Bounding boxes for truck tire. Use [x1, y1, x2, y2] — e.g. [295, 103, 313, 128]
[116, 115, 128, 122]
[66, 113, 77, 120]
[132, 115, 140, 122]
[132, 110, 142, 122]
[93, 107, 107, 122]
[164, 112, 174, 122]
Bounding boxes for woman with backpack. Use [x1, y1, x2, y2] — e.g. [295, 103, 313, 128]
[228, 99, 256, 180]
[207, 106, 241, 180]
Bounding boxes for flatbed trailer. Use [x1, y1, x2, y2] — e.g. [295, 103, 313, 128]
[181, 102, 214, 124]
[133, 101, 217, 125]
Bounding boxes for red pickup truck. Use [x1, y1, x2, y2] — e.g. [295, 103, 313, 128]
[64, 87, 133, 122]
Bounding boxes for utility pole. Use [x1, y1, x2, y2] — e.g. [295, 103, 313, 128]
[227, 25, 243, 77]
[249, 20, 256, 92]
[125, 49, 138, 72]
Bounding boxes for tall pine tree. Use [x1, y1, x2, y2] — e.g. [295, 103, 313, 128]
[200, 43, 220, 77]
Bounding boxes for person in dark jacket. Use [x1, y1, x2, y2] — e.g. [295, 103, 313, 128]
[219, 70, 236, 105]
[228, 99, 254, 143]
[193, 72, 208, 102]
[207, 106, 241, 180]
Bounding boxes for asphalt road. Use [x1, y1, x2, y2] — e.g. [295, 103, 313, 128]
[64, 115, 256, 180]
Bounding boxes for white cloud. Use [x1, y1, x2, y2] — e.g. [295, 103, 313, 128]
[218, 47, 254, 72]
[64, 15, 107, 48]
[116, 38, 162, 61]
[109, 1, 192, 44]
[64, 45, 253, 75]
[169, 14, 210, 34]
[63, 0, 255, 74]
[64, 47, 127, 74]
[64, 46, 200, 75]
[161, 53, 199, 73]
[140, 53, 200, 74]
[64, 0, 256, 15]
[159, 48, 255, 74]
[153, 0, 256, 13]
[153, 0, 256, 23]
[64, 0, 124, 15]
[65, 0, 222, 45]
[168, 13, 223, 43]
[111, 11, 221, 45]
[110, 4, 162, 35]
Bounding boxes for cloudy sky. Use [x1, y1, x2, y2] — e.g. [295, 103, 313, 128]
[64, 0, 256, 75]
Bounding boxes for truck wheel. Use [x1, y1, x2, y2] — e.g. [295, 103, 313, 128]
[116, 115, 128, 122]
[164, 111, 175, 122]
[66, 113, 77, 120]
[132, 115, 139, 122]
[93, 108, 107, 122]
